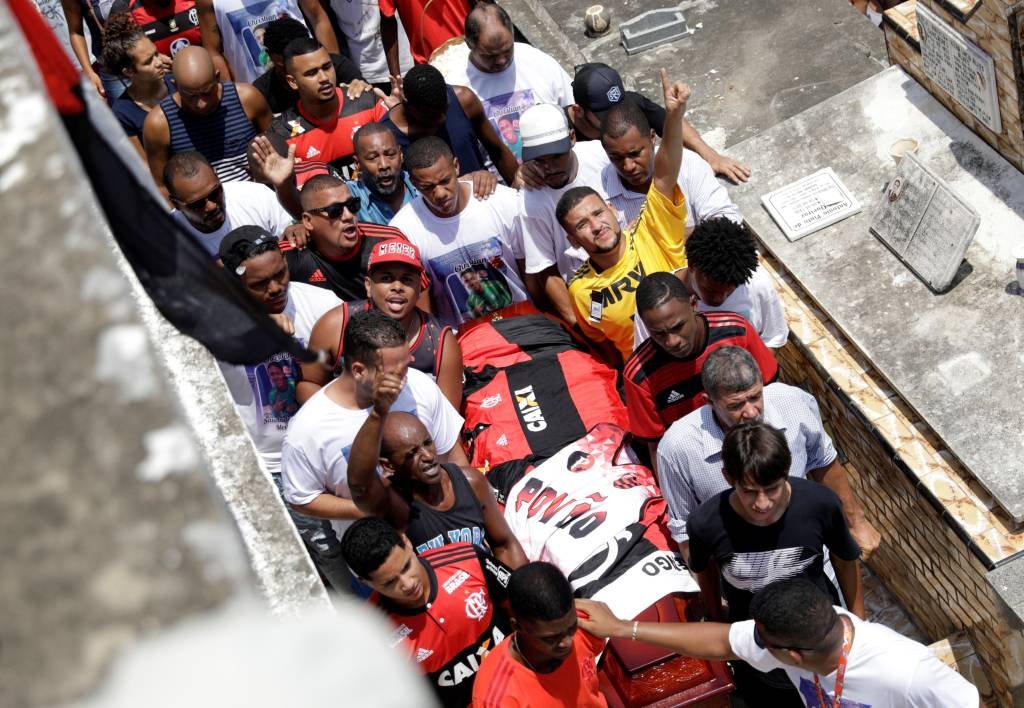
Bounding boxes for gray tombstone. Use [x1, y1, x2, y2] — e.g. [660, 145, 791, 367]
[869, 153, 980, 293]
[620, 9, 691, 55]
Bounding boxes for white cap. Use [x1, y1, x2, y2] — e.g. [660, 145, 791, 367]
[519, 103, 572, 161]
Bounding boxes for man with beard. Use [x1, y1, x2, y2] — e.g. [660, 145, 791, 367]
[165, 151, 294, 257]
[266, 38, 386, 180]
[282, 173, 416, 301]
[557, 69, 688, 366]
[345, 368, 526, 567]
[346, 122, 500, 226]
[346, 122, 420, 225]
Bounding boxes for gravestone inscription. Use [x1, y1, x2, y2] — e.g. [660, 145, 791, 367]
[917, 3, 1001, 134]
[870, 154, 980, 293]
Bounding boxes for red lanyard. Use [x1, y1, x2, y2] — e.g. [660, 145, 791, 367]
[814, 616, 853, 706]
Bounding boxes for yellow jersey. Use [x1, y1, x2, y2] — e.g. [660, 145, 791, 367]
[568, 184, 688, 362]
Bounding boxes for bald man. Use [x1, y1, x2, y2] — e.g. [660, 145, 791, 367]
[144, 46, 272, 195]
[346, 376, 527, 569]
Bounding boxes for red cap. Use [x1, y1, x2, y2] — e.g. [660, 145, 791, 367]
[368, 239, 425, 272]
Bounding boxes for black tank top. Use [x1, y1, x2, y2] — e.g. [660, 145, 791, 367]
[407, 463, 487, 555]
[338, 301, 451, 377]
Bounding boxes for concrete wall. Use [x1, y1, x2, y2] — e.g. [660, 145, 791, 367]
[884, 0, 1024, 174]
[758, 253, 1022, 706]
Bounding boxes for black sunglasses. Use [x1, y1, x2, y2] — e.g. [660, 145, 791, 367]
[308, 197, 361, 220]
[182, 184, 224, 212]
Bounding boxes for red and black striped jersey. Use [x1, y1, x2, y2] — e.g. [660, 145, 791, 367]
[623, 311, 778, 441]
[375, 543, 512, 708]
[266, 88, 387, 180]
[280, 222, 410, 301]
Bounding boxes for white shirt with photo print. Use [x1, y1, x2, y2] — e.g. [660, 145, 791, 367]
[728, 608, 980, 708]
[390, 183, 528, 326]
[217, 282, 341, 475]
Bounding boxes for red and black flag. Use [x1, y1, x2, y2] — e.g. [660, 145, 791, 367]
[9, 0, 313, 366]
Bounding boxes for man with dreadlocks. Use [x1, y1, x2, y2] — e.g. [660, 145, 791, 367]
[633, 217, 789, 351]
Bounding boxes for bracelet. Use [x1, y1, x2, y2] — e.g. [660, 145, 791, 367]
[631, 620, 639, 642]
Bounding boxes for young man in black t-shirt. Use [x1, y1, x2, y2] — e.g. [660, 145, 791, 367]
[281, 173, 415, 300]
[687, 420, 862, 706]
[341, 517, 513, 707]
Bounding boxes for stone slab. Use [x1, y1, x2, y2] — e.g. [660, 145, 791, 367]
[869, 153, 980, 292]
[917, 3, 1001, 134]
[727, 66, 1024, 522]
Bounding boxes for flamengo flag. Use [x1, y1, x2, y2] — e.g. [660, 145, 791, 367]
[9, 0, 315, 366]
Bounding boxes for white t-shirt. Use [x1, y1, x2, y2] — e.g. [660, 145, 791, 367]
[390, 184, 528, 326]
[442, 43, 574, 162]
[633, 265, 789, 349]
[602, 149, 742, 233]
[217, 282, 341, 475]
[729, 609, 980, 708]
[329, 0, 413, 83]
[212, 0, 307, 83]
[521, 140, 612, 280]
[172, 181, 295, 258]
[280, 368, 463, 538]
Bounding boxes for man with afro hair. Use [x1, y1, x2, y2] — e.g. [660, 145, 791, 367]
[380, 63, 520, 185]
[634, 217, 788, 350]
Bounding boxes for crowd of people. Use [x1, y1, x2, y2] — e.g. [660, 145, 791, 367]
[64, 0, 980, 705]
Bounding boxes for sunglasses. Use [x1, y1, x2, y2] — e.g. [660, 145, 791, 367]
[753, 614, 837, 653]
[182, 185, 224, 212]
[308, 197, 361, 220]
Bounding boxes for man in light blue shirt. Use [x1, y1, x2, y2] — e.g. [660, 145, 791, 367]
[346, 123, 419, 225]
[657, 346, 880, 562]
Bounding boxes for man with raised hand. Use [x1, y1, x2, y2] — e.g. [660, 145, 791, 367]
[557, 68, 689, 366]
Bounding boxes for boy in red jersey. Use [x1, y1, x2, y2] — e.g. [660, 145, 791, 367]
[473, 562, 607, 708]
[342, 517, 512, 707]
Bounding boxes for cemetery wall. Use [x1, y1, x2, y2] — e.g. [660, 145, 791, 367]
[759, 252, 1024, 706]
[883, 0, 1024, 173]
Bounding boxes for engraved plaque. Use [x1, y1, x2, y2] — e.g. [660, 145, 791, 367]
[870, 154, 980, 292]
[917, 3, 1002, 134]
[760, 168, 861, 242]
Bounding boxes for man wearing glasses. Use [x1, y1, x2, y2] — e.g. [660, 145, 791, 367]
[282, 173, 421, 301]
[577, 578, 979, 708]
[166, 151, 294, 257]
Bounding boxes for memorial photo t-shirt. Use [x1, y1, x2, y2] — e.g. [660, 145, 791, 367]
[442, 43, 574, 162]
[390, 184, 528, 326]
[216, 282, 341, 475]
[213, 0, 307, 83]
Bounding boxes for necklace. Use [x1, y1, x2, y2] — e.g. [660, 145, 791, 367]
[513, 633, 539, 672]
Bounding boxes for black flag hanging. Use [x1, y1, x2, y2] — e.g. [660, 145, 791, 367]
[11, 0, 314, 366]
